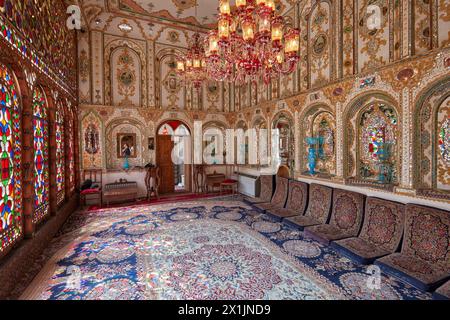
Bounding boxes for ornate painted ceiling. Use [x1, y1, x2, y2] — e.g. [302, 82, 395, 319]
[80, 0, 297, 31]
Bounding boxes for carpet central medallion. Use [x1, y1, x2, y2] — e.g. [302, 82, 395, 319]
[139, 220, 340, 300]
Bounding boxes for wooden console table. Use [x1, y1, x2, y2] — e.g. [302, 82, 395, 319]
[145, 166, 160, 201]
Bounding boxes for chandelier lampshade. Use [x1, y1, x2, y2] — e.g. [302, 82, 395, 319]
[176, 32, 207, 89]
[205, 0, 301, 84]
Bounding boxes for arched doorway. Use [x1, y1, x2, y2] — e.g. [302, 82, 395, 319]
[156, 120, 192, 194]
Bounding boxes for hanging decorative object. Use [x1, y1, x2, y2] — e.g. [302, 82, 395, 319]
[176, 32, 207, 89]
[176, 1, 207, 89]
[204, 0, 300, 85]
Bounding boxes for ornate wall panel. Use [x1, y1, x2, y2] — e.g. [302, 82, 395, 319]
[308, 1, 333, 87]
[81, 112, 103, 169]
[104, 36, 147, 107]
[78, 32, 91, 104]
[356, 0, 390, 73]
[105, 119, 149, 169]
[414, 76, 450, 194]
[438, 0, 450, 48]
[91, 31, 104, 105]
[156, 46, 185, 110]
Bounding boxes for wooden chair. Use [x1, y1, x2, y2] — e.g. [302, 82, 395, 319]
[80, 169, 103, 207]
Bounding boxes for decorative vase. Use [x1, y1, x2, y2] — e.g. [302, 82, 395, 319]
[123, 155, 130, 170]
[306, 137, 319, 175]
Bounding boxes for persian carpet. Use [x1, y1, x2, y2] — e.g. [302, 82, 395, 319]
[21, 199, 432, 300]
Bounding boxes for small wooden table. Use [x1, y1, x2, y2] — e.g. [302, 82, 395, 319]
[220, 180, 238, 195]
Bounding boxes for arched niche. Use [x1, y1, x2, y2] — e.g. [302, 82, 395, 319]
[414, 76, 450, 199]
[203, 121, 227, 165]
[251, 116, 269, 167]
[81, 111, 103, 169]
[110, 47, 141, 107]
[155, 48, 185, 110]
[105, 118, 149, 169]
[272, 111, 295, 171]
[344, 93, 400, 187]
[104, 39, 147, 107]
[300, 104, 336, 176]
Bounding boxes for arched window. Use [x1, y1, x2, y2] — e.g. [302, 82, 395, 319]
[32, 87, 50, 224]
[359, 102, 398, 184]
[55, 100, 65, 206]
[66, 105, 75, 194]
[0, 64, 22, 255]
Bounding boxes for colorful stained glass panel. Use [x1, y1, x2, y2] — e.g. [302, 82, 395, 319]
[33, 88, 49, 224]
[0, 64, 22, 254]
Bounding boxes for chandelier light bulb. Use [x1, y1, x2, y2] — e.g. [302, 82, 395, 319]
[208, 33, 219, 54]
[242, 18, 255, 41]
[177, 61, 185, 72]
[258, 15, 271, 33]
[219, 0, 231, 15]
[267, 0, 275, 12]
[285, 29, 300, 54]
[236, 0, 247, 8]
[218, 18, 230, 40]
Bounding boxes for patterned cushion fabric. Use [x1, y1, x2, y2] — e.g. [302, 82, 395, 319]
[244, 175, 274, 204]
[375, 204, 450, 292]
[80, 188, 101, 195]
[266, 180, 308, 220]
[434, 281, 450, 300]
[270, 176, 289, 208]
[284, 215, 323, 231]
[285, 181, 308, 212]
[304, 189, 365, 245]
[265, 207, 297, 221]
[331, 237, 392, 265]
[376, 253, 449, 292]
[332, 198, 405, 264]
[285, 183, 332, 230]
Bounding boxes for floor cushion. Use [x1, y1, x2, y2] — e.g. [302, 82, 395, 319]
[254, 176, 289, 213]
[285, 183, 333, 230]
[433, 280, 450, 300]
[375, 204, 450, 292]
[244, 175, 274, 205]
[332, 198, 405, 264]
[304, 189, 365, 245]
[266, 180, 308, 221]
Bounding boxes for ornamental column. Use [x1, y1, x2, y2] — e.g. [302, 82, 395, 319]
[45, 88, 57, 216]
[18, 71, 35, 238]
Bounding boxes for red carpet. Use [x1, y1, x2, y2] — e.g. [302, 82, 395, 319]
[87, 191, 233, 212]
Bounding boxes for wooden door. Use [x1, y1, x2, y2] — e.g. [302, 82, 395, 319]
[157, 135, 175, 194]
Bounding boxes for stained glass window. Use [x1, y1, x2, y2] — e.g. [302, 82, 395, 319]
[33, 87, 49, 224]
[55, 101, 65, 206]
[0, 64, 22, 254]
[66, 105, 75, 194]
[359, 103, 398, 182]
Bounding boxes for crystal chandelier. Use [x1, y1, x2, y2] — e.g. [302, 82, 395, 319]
[176, 32, 207, 89]
[205, 0, 300, 84]
[176, 0, 207, 89]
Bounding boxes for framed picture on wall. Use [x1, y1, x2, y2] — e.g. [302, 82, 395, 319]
[148, 137, 155, 150]
[117, 133, 137, 158]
